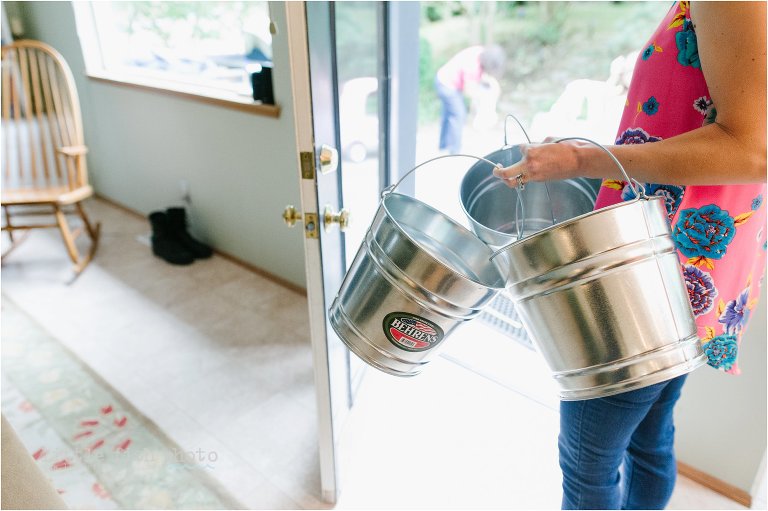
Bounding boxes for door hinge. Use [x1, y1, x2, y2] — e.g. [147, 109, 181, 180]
[300, 151, 315, 180]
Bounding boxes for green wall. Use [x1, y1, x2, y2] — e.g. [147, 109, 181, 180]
[6, 1, 306, 288]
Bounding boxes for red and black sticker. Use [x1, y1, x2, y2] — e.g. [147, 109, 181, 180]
[383, 312, 444, 352]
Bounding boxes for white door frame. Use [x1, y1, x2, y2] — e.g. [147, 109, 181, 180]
[284, 2, 338, 503]
[283, 2, 421, 503]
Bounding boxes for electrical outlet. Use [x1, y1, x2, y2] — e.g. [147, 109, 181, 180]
[179, 179, 191, 204]
[10, 17, 25, 37]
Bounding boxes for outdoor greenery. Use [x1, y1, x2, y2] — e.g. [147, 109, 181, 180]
[113, 1, 268, 44]
[419, 1, 669, 126]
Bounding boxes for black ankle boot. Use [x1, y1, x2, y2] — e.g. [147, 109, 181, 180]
[166, 207, 213, 259]
[149, 211, 195, 265]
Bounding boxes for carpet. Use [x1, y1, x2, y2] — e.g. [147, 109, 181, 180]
[1, 297, 239, 509]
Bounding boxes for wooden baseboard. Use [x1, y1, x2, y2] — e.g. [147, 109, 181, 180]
[92, 193, 307, 297]
[677, 461, 752, 508]
[214, 250, 307, 297]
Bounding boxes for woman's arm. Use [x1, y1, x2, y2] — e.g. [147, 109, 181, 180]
[494, 1, 766, 186]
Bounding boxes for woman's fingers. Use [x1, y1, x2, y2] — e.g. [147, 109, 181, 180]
[492, 163, 524, 181]
[493, 165, 527, 189]
[493, 145, 529, 188]
[493, 141, 582, 187]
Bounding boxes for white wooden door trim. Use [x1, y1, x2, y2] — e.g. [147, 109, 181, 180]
[284, 2, 338, 504]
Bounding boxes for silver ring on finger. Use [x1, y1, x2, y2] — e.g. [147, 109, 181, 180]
[515, 172, 525, 190]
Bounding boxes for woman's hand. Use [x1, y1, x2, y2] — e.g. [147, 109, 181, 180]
[492, 139, 596, 188]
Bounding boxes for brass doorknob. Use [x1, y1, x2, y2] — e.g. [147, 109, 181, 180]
[324, 206, 350, 232]
[283, 205, 302, 227]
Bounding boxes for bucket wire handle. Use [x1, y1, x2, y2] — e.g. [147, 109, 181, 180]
[489, 137, 647, 261]
[504, 113, 560, 239]
[504, 113, 532, 146]
[503, 114, 532, 241]
[555, 137, 647, 199]
[382, 153, 503, 198]
[513, 178, 526, 242]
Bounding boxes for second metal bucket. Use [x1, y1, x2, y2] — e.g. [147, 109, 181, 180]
[460, 145, 601, 247]
[494, 139, 706, 400]
[330, 156, 508, 377]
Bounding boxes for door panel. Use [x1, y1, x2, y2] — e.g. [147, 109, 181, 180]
[334, 1, 383, 399]
[305, 0, 351, 425]
[284, 2, 345, 502]
[286, 1, 419, 503]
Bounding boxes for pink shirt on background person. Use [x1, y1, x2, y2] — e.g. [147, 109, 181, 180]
[436, 46, 484, 92]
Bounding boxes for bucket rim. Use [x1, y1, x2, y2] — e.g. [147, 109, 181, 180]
[460, 171, 600, 208]
[494, 195, 666, 255]
[458, 150, 517, 236]
[459, 174, 600, 240]
[458, 147, 599, 242]
[459, 146, 519, 195]
[380, 192, 507, 290]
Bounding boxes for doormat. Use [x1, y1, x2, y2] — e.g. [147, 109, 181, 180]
[1, 297, 240, 510]
[477, 293, 534, 350]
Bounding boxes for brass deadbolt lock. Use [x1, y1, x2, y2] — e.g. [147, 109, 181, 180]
[319, 145, 339, 175]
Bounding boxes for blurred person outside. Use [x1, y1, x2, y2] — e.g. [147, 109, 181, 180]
[434, 45, 506, 154]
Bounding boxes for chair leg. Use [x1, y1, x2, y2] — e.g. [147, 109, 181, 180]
[4, 203, 100, 276]
[3, 206, 15, 243]
[1, 206, 31, 261]
[54, 205, 81, 266]
[75, 202, 100, 242]
[74, 202, 100, 272]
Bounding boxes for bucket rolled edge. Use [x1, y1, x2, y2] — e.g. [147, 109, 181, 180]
[558, 351, 708, 401]
[380, 193, 507, 291]
[364, 230, 491, 319]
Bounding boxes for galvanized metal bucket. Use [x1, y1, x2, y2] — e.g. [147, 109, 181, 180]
[493, 137, 707, 400]
[330, 155, 508, 377]
[459, 144, 600, 247]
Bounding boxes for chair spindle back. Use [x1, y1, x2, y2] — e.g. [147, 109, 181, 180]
[1, 40, 87, 192]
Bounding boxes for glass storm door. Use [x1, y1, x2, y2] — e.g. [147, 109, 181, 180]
[284, 1, 419, 503]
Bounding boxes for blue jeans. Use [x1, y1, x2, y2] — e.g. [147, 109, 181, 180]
[559, 375, 688, 510]
[435, 78, 466, 154]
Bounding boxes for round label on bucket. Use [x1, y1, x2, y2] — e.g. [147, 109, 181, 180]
[383, 312, 445, 352]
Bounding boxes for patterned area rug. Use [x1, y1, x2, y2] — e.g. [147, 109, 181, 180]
[1, 298, 239, 509]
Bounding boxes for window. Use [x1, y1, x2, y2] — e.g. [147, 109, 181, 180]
[74, 1, 275, 110]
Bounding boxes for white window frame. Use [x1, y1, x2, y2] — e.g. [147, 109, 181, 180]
[72, 1, 280, 117]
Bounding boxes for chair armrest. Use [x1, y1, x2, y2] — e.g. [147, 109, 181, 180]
[56, 145, 89, 157]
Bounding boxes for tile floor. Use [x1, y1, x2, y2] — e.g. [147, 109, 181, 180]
[0, 198, 749, 510]
[2, 199, 321, 509]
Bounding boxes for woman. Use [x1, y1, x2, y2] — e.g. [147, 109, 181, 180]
[494, 2, 766, 509]
[435, 45, 506, 154]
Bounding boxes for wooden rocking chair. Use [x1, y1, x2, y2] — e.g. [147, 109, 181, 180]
[1, 40, 100, 275]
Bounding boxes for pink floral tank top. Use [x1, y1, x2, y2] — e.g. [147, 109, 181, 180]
[594, 1, 766, 375]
